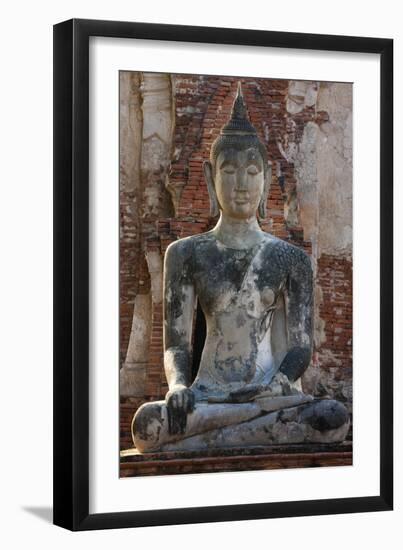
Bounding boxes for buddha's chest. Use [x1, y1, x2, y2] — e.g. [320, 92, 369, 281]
[192, 247, 285, 318]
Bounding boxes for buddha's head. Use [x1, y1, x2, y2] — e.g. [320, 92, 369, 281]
[204, 83, 271, 220]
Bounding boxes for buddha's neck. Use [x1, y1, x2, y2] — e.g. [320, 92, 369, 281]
[212, 212, 264, 250]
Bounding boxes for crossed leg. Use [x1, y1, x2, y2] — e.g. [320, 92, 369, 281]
[132, 398, 349, 453]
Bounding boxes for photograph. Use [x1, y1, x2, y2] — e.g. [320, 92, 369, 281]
[119, 73, 353, 477]
[0, 0, 398, 543]
[52, 17, 393, 530]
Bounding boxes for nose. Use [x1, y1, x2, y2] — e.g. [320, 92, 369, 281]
[235, 168, 248, 191]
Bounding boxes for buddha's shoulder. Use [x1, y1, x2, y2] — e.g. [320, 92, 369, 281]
[260, 233, 311, 269]
[165, 231, 216, 259]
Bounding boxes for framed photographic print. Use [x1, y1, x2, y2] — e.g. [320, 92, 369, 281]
[53, 18, 393, 530]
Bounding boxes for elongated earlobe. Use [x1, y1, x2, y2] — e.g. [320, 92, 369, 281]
[258, 161, 272, 220]
[203, 161, 220, 217]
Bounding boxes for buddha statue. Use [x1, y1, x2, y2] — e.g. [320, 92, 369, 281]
[132, 84, 350, 453]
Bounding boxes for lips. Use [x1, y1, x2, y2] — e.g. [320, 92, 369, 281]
[234, 194, 249, 205]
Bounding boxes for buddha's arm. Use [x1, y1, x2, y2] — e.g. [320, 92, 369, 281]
[279, 248, 313, 382]
[163, 241, 196, 433]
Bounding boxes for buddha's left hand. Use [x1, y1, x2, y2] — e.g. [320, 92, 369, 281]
[227, 384, 263, 403]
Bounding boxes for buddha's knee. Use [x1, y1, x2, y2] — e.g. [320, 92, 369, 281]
[131, 401, 167, 453]
[300, 399, 349, 432]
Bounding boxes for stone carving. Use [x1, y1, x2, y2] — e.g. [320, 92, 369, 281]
[131, 84, 350, 452]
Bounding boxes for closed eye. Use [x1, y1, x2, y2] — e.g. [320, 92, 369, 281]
[247, 166, 259, 175]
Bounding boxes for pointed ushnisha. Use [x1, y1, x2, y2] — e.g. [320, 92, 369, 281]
[220, 82, 258, 136]
[210, 82, 268, 168]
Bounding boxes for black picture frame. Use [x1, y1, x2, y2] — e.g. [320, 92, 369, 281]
[53, 18, 393, 531]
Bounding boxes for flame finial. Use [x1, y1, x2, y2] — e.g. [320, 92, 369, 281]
[220, 82, 257, 136]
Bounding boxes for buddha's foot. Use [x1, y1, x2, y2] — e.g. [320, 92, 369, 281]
[160, 399, 350, 452]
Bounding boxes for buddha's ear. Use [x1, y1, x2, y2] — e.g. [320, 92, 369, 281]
[258, 161, 272, 220]
[203, 160, 220, 217]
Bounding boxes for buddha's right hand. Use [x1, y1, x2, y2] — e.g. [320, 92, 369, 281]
[165, 385, 195, 435]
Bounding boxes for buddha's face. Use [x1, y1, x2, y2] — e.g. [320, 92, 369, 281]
[214, 147, 265, 220]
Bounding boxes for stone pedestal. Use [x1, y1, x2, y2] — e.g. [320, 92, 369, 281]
[120, 443, 352, 477]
